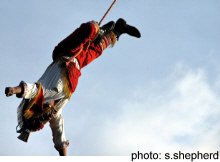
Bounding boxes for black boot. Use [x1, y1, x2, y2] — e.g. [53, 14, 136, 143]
[100, 21, 115, 34]
[114, 18, 141, 39]
[94, 21, 115, 44]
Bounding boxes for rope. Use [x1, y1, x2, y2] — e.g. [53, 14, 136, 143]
[99, 0, 118, 25]
[65, 0, 118, 67]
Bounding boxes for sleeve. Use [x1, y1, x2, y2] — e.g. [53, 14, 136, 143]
[49, 110, 69, 151]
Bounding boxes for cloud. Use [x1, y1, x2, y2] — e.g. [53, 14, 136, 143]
[96, 63, 220, 155]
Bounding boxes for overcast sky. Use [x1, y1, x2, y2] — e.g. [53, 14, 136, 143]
[0, 0, 220, 156]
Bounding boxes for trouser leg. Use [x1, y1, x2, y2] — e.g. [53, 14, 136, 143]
[52, 21, 99, 60]
[90, 18, 141, 55]
[94, 18, 141, 48]
[58, 147, 68, 156]
[49, 99, 69, 156]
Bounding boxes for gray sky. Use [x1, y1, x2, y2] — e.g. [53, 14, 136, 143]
[0, 0, 220, 156]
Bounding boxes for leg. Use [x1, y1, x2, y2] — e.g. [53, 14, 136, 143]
[94, 18, 141, 42]
[58, 147, 68, 156]
[52, 21, 99, 60]
[79, 19, 141, 68]
[49, 99, 69, 156]
[113, 18, 141, 39]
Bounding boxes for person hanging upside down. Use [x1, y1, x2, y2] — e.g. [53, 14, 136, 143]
[5, 18, 141, 156]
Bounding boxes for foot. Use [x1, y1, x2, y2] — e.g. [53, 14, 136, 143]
[114, 18, 141, 39]
[101, 21, 115, 34]
[58, 148, 68, 156]
[94, 21, 116, 44]
[5, 87, 14, 97]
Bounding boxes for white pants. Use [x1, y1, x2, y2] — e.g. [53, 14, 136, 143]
[49, 100, 69, 151]
[18, 60, 70, 150]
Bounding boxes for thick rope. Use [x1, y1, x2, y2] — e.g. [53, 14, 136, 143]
[66, 0, 117, 67]
[99, 0, 117, 25]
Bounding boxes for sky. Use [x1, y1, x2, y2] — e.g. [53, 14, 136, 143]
[0, 0, 220, 156]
